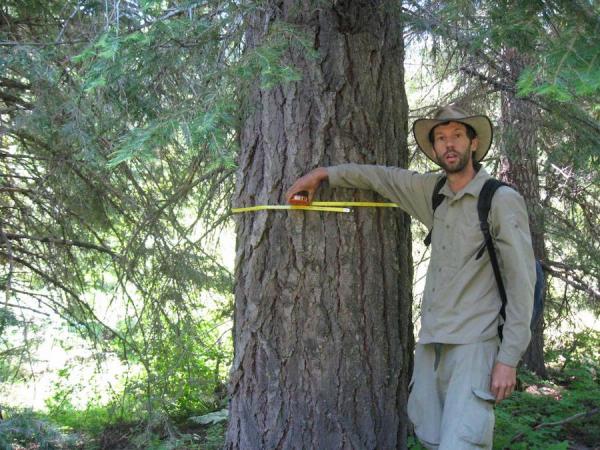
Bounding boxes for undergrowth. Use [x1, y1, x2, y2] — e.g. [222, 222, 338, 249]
[0, 409, 79, 450]
[0, 407, 226, 450]
[493, 329, 600, 449]
[2, 330, 598, 449]
[494, 365, 599, 449]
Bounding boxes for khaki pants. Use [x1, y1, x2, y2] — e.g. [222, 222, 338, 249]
[408, 338, 499, 450]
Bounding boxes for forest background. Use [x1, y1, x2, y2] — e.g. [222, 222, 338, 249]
[0, 1, 598, 449]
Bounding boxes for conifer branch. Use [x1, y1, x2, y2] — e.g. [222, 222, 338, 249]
[2, 233, 116, 256]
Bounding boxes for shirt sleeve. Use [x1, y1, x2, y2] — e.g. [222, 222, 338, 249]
[490, 187, 536, 367]
[327, 164, 440, 227]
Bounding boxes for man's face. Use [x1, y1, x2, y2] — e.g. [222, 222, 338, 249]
[432, 122, 479, 174]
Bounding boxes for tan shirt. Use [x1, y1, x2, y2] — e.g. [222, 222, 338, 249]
[327, 164, 535, 367]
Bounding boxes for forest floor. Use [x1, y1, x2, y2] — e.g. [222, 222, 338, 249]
[2, 331, 599, 450]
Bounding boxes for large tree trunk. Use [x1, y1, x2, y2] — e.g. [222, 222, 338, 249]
[226, 2, 412, 449]
[499, 48, 547, 378]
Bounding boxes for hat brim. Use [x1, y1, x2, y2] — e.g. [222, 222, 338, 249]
[413, 115, 493, 164]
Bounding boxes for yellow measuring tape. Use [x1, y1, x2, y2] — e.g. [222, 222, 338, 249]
[231, 201, 399, 214]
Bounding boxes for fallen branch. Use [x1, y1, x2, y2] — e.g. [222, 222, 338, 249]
[511, 407, 600, 443]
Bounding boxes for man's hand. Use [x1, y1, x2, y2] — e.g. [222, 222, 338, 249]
[285, 167, 329, 204]
[490, 361, 517, 403]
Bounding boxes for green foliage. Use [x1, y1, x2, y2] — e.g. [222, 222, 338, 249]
[235, 21, 318, 90]
[545, 328, 600, 376]
[41, 367, 113, 437]
[0, 307, 18, 333]
[0, 2, 317, 354]
[200, 422, 227, 450]
[1, 0, 280, 424]
[496, 391, 568, 449]
[494, 329, 600, 449]
[45, 403, 112, 440]
[107, 312, 232, 420]
[485, 1, 544, 52]
[0, 409, 75, 450]
[0, 310, 39, 383]
[515, 2, 600, 104]
[407, 434, 427, 449]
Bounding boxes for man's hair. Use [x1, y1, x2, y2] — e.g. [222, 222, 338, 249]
[428, 121, 481, 171]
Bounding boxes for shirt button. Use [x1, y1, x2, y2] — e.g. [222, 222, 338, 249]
[427, 307, 432, 312]
[432, 288, 436, 292]
[438, 268, 442, 272]
[446, 224, 450, 229]
[442, 245, 446, 250]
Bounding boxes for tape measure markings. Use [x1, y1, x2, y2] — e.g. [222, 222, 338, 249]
[311, 201, 399, 208]
[231, 205, 351, 213]
[231, 202, 398, 214]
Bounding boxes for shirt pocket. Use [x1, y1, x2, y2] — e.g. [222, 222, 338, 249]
[459, 220, 486, 265]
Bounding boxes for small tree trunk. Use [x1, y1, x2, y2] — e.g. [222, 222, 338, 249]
[499, 48, 547, 378]
[226, 1, 412, 449]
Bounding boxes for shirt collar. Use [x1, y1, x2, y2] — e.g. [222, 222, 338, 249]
[440, 168, 492, 202]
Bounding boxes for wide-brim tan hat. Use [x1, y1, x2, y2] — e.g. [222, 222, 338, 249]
[413, 105, 493, 164]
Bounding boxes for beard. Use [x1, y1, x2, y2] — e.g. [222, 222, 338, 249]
[438, 149, 474, 173]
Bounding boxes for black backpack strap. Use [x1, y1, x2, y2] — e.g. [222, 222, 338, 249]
[476, 178, 511, 339]
[424, 176, 447, 246]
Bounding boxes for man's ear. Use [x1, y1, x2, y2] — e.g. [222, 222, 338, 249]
[470, 136, 480, 151]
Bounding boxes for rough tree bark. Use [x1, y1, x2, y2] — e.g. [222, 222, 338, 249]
[226, 1, 412, 449]
[499, 48, 547, 378]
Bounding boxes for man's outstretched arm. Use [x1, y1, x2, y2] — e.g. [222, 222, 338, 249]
[286, 164, 440, 228]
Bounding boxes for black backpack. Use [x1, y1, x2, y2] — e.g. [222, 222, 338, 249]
[424, 177, 544, 340]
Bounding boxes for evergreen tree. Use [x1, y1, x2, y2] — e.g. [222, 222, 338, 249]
[1, 0, 244, 415]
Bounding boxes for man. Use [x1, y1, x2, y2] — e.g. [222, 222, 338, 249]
[285, 105, 535, 449]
